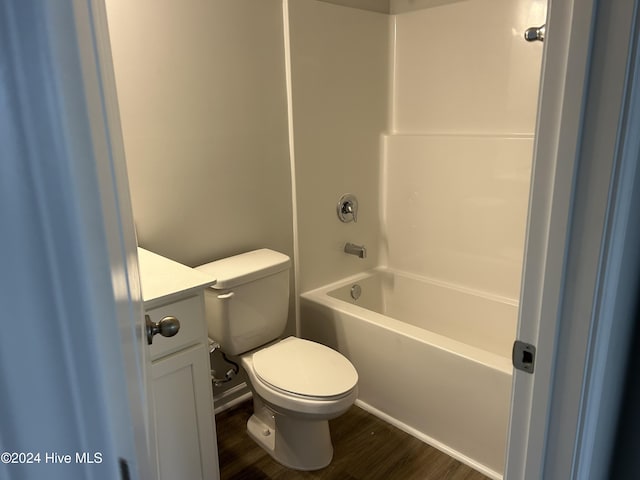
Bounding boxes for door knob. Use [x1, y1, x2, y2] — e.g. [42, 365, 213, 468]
[145, 314, 180, 345]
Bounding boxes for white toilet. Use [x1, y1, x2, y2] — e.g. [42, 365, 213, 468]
[196, 249, 358, 471]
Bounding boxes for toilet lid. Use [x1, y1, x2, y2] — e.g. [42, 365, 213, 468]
[252, 337, 358, 398]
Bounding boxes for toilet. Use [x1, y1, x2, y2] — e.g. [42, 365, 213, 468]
[196, 249, 358, 471]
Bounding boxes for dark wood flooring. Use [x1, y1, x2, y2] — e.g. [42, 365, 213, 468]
[215, 401, 491, 480]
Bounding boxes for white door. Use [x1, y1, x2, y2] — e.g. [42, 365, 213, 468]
[0, 1, 152, 479]
[505, 0, 640, 478]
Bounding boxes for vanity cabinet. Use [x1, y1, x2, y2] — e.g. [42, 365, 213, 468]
[138, 248, 220, 480]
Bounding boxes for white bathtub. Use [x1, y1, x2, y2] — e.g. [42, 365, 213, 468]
[300, 268, 516, 479]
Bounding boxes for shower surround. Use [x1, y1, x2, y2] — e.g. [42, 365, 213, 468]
[290, 0, 545, 477]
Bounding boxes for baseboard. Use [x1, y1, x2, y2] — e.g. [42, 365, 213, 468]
[354, 399, 503, 480]
[213, 382, 252, 415]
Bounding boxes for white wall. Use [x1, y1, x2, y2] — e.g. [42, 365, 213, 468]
[385, 0, 546, 300]
[106, 0, 294, 271]
[289, 0, 391, 292]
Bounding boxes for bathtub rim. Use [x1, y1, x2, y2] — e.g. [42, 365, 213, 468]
[301, 267, 514, 375]
[314, 266, 520, 307]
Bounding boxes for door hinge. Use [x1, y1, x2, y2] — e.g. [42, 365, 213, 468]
[513, 340, 536, 374]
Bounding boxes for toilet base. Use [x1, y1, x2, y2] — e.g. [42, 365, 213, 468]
[246, 397, 333, 471]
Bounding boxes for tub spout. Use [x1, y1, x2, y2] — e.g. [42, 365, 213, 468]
[344, 242, 366, 259]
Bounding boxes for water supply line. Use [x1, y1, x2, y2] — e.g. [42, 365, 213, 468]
[209, 338, 239, 386]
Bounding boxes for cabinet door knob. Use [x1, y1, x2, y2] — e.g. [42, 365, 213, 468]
[145, 315, 181, 345]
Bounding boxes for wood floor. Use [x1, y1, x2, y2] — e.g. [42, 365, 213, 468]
[215, 401, 491, 480]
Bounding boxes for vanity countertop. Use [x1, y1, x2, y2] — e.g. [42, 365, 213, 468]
[138, 247, 216, 308]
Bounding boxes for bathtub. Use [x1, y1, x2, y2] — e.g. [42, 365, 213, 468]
[300, 268, 516, 479]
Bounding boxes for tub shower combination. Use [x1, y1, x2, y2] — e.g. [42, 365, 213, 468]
[301, 268, 516, 479]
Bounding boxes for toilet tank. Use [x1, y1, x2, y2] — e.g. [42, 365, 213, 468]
[196, 249, 290, 355]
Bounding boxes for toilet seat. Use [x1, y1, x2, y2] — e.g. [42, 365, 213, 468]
[252, 337, 358, 400]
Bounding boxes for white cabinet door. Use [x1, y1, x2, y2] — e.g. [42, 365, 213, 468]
[151, 344, 219, 480]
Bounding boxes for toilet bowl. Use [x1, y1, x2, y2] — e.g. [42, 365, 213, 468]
[243, 337, 358, 417]
[240, 336, 358, 470]
[196, 249, 359, 470]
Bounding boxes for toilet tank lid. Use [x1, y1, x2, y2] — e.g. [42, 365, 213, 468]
[195, 249, 290, 289]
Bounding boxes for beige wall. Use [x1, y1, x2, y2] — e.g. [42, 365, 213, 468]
[289, 0, 390, 292]
[107, 0, 295, 397]
[106, 0, 293, 271]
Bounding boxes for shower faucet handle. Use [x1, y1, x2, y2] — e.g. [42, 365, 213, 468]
[337, 193, 358, 223]
[342, 201, 357, 222]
